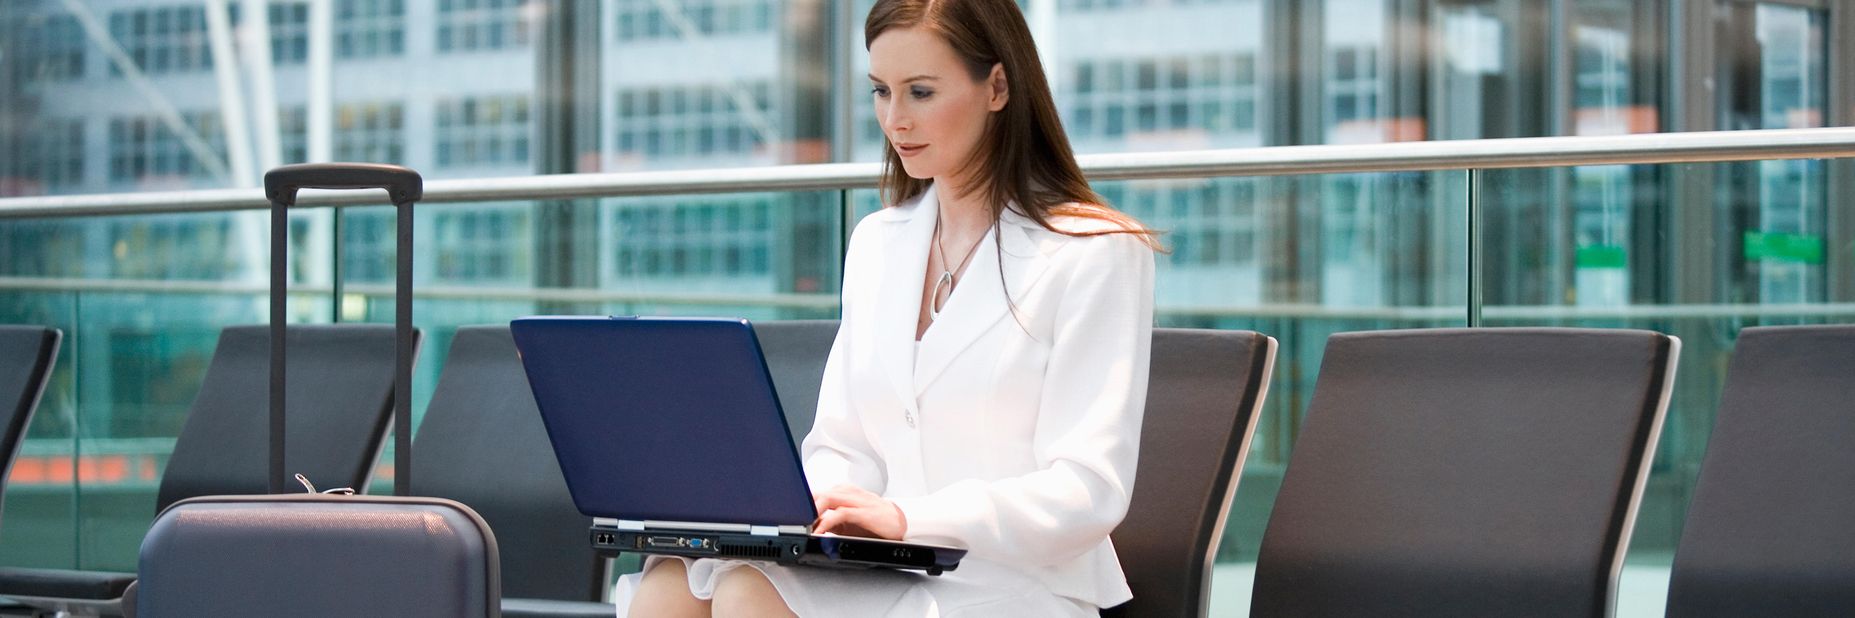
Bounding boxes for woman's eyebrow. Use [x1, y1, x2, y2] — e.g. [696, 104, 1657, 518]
[867, 74, 940, 84]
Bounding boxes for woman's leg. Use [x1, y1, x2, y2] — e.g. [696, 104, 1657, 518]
[628, 559, 709, 618]
[710, 567, 798, 618]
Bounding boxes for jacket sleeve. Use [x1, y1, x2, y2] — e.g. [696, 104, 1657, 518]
[891, 233, 1155, 567]
[798, 218, 887, 496]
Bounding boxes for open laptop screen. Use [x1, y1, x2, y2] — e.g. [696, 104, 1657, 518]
[510, 316, 816, 527]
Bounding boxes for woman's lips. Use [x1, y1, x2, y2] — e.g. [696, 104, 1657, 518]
[896, 143, 927, 157]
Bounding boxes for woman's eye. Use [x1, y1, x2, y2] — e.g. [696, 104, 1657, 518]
[871, 86, 889, 98]
[910, 88, 933, 100]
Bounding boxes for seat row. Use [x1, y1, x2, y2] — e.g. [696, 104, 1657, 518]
[0, 323, 1849, 617]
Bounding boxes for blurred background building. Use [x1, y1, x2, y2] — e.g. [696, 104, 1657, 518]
[1, 0, 1850, 612]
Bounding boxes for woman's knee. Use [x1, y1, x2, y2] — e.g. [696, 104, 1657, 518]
[628, 559, 707, 618]
[711, 568, 796, 618]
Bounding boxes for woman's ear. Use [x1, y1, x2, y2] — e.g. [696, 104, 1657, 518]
[987, 63, 1009, 112]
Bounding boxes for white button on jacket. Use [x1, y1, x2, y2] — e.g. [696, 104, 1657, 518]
[800, 183, 1156, 609]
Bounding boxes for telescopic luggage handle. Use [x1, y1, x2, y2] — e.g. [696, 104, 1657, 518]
[262, 163, 421, 497]
[265, 162, 423, 206]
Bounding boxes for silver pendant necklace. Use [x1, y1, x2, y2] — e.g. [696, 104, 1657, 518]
[929, 214, 985, 323]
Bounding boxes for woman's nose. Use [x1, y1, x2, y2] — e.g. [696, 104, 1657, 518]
[882, 102, 910, 133]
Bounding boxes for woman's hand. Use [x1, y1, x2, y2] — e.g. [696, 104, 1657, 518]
[813, 484, 908, 541]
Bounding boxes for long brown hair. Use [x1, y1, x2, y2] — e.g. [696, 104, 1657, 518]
[865, 0, 1160, 248]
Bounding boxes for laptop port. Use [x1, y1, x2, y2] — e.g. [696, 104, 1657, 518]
[641, 535, 720, 553]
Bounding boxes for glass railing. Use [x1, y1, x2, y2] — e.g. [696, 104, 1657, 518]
[2, 127, 1852, 615]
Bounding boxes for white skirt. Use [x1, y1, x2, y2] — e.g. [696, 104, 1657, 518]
[611, 556, 1097, 618]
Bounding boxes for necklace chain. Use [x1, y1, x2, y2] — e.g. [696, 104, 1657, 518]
[929, 214, 985, 322]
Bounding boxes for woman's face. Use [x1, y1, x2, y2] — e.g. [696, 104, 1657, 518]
[867, 26, 1007, 185]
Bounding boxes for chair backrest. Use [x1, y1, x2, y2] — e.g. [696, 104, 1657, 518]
[1666, 325, 1855, 616]
[156, 324, 414, 513]
[753, 320, 840, 445]
[1252, 328, 1678, 618]
[1, 326, 61, 526]
[410, 325, 600, 602]
[1103, 329, 1275, 618]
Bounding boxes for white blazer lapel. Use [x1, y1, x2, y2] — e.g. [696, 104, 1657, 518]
[913, 206, 1054, 394]
[873, 186, 938, 408]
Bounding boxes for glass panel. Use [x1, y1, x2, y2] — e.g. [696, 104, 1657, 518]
[1478, 160, 1854, 616]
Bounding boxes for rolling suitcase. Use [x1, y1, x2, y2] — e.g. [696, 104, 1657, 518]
[130, 164, 501, 617]
[133, 494, 500, 616]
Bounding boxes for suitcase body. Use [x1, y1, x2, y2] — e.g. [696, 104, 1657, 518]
[135, 495, 500, 617]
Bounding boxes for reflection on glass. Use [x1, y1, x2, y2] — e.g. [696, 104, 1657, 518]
[1718, 3, 1828, 305]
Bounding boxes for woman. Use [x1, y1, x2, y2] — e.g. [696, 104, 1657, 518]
[620, 0, 1158, 615]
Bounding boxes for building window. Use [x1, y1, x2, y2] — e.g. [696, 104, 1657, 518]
[108, 113, 226, 183]
[336, 102, 406, 164]
[108, 6, 214, 76]
[106, 216, 237, 279]
[433, 205, 530, 283]
[219, 2, 311, 64]
[1327, 46, 1379, 123]
[614, 82, 771, 160]
[613, 0, 775, 41]
[6, 14, 86, 83]
[280, 106, 309, 164]
[267, 2, 311, 64]
[338, 0, 406, 59]
[5, 119, 87, 195]
[435, 95, 532, 168]
[342, 210, 393, 283]
[1063, 52, 1259, 141]
[437, 0, 532, 53]
[1103, 179, 1259, 269]
[610, 195, 776, 280]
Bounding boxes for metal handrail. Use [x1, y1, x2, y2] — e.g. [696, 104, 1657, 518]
[3, 126, 1854, 218]
[7, 275, 1854, 321]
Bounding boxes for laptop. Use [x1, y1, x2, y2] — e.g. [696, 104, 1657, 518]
[509, 315, 966, 575]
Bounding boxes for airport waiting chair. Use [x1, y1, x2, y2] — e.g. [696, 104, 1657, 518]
[753, 320, 841, 444]
[0, 324, 413, 617]
[409, 325, 612, 618]
[1102, 329, 1276, 618]
[1665, 325, 1855, 617]
[1252, 328, 1678, 617]
[1, 326, 61, 531]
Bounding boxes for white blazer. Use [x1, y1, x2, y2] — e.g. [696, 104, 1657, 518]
[800, 183, 1156, 608]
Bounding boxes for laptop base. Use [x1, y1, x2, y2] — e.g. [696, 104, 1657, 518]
[591, 526, 959, 576]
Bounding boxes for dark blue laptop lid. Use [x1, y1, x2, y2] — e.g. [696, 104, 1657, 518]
[510, 316, 816, 527]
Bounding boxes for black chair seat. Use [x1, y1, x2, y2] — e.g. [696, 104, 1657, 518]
[1102, 329, 1274, 618]
[1, 326, 61, 529]
[1667, 325, 1855, 616]
[500, 597, 617, 618]
[0, 567, 132, 601]
[1252, 328, 1678, 617]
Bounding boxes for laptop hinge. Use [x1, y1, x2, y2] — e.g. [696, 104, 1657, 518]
[616, 520, 646, 531]
[749, 525, 779, 537]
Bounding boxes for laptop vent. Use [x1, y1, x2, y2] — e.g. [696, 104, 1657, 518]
[718, 543, 780, 559]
